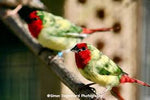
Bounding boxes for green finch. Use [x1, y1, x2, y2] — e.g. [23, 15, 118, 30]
[71, 43, 150, 98]
[23, 10, 112, 57]
[6, 5, 112, 57]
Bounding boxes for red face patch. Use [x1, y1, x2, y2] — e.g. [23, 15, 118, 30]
[74, 43, 91, 69]
[76, 43, 88, 49]
[28, 11, 43, 38]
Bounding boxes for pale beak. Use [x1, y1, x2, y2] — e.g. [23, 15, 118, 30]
[71, 45, 78, 53]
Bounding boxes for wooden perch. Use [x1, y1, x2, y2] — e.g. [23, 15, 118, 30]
[0, 8, 98, 100]
[0, 0, 45, 9]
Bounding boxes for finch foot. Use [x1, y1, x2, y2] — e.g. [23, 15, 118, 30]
[48, 49, 70, 63]
[48, 54, 64, 63]
[5, 4, 22, 17]
[79, 83, 96, 94]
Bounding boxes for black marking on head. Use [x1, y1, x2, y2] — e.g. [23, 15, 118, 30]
[82, 47, 86, 51]
[18, 6, 42, 23]
[71, 44, 88, 53]
[26, 16, 40, 24]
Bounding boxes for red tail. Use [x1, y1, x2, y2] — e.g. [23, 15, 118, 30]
[111, 87, 124, 100]
[82, 27, 112, 34]
[120, 74, 150, 87]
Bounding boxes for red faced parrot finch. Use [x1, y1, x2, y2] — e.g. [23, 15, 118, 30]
[25, 10, 112, 58]
[71, 43, 150, 99]
[6, 5, 112, 58]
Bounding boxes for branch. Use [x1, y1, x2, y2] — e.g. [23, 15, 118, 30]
[0, 0, 45, 9]
[0, 8, 97, 100]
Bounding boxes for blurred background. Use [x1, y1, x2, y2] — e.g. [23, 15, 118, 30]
[0, 0, 150, 100]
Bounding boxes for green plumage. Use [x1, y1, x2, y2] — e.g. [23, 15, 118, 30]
[36, 11, 83, 51]
[79, 44, 124, 89]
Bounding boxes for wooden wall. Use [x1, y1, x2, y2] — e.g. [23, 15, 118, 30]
[63, 0, 140, 100]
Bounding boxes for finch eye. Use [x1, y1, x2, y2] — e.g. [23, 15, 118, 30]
[82, 47, 86, 50]
[32, 17, 39, 21]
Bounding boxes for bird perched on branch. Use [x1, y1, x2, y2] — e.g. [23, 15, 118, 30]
[26, 10, 112, 51]
[71, 43, 150, 99]
[6, 5, 112, 58]
[25, 10, 112, 58]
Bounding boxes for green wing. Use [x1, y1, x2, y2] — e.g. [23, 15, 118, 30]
[94, 53, 124, 76]
[86, 44, 124, 76]
[37, 11, 82, 36]
[38, 27, 81, 51]
[36, 11, 84, 50]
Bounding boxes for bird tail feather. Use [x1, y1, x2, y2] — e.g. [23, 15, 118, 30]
[120, 74, 150, 87]
[81, 28, 112, 34]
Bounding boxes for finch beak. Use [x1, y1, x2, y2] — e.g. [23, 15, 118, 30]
[71, 45, 78, 53]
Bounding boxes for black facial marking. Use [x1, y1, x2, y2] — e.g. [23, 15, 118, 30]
[82, 47, 86, 50]
[25, 17, 32, 24]
[32, 17, 39, 21]
[25, 16, 40, 24]
[71, 45, 87, 53]
[71, 45, 79, 52]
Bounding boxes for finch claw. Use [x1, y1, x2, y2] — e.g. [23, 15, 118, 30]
[48, 49, 70, 63]
[90, 87, 96, 93]
[79, 85, 96, 94]
[48, 54, 64, 63]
